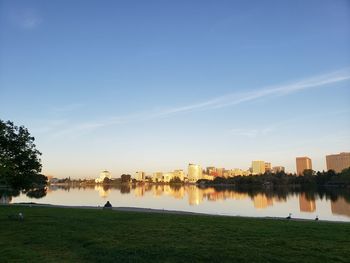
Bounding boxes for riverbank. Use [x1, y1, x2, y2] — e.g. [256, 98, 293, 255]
[1, 205, 349, 262]
[7, 202, 349, 223]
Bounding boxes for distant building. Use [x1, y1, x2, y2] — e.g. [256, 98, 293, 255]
[206, 167, 216, 175]
[173, 170, 185, 181]
[264, 162, 271, 172]
[202, 174, 214, 180]
[326, 152, 350, 173]
[188, 163, 202, 183]
[152, 172, 163, 183]
[252, 161, 265, 175]
[296, 157, 312, 175]
[163, 172, 176, 183]
[272, 166, 285, 173]
[216, 168, 225, 177]
[95, 170, 111, 183]
[135, 171, 146, 182]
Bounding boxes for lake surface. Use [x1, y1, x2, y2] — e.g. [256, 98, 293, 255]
[6, 184, 350, 222]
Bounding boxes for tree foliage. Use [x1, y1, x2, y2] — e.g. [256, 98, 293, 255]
[0, 120, 47, 189]
[199, 168, 350, 187]
[121, 174, 131, 183]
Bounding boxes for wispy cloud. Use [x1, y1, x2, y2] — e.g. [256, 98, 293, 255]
[46, 68, 350, 137]
[160, 68, 350, 114]
[9, 8, 42, 29]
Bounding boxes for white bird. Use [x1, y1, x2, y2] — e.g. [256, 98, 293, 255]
[18, 212, 24, 220]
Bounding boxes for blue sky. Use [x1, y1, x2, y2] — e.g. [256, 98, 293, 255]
[1, 0, 349, 178]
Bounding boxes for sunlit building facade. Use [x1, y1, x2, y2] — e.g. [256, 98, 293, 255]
[173, 170, 185, 181]
[152, 172, 164, 183]
[188, 163, 202, 183]
[163, 172, 176, 183]
[326, 152, 350, 173]
[296, 157, 312, 175]
[135, 171, 146, 182]
[252, 160, 265, 175]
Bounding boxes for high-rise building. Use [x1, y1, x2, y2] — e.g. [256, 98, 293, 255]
[326, 152, 350, 173]
[188, 163, 202, 183]
[135, 171, 146, 182]
[296, 157, 312, 175]
[252, 160, 265, 175]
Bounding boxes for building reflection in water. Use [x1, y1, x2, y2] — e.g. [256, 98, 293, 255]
[188, 185, 204, 205]
[94, 185, 110, 198]
[299, 193, 316, 212]
[135, 185, 145, 197]
[40, 184, 350, 220]
[331, 197, 350, 217]
[253, 194, 273, 209]
[1, 195, 12, 204]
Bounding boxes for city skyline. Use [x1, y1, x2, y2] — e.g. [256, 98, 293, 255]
[50, 152, 349, 180]
[1, 1, 350, 178]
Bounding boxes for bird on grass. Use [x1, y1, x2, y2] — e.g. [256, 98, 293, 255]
[286, 213, 292, 219]
[315, 215, 319, 221]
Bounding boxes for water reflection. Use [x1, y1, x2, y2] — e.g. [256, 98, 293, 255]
[299, 193, 316, 212]
[331, 197, 350, 217]
[253, 194, 273, 209]
[6, 184, 350, 221]
[95, 185, 110, 198]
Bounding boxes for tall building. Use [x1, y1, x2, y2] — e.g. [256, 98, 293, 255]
[188, 163, 202, 183]
[135, 171, 146, 182]
[326, 152, 350, 173]
[252, 160, 265, 175]
[296, 157, 312, 176]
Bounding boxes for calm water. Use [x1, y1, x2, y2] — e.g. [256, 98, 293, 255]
[6, 184, 350, 222]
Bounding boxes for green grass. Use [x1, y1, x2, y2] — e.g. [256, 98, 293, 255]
[0, 205, 349, 263]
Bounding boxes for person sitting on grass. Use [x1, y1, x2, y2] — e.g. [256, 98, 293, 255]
[103, 201, 112, 209]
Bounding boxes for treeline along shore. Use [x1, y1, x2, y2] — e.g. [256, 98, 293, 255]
[198, 168, 350, 188]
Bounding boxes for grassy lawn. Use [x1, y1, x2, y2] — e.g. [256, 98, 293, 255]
[0, 205, 349, 263]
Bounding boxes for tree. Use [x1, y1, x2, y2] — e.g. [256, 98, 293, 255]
[121, 174, 131, 183]
[0, 120, 47, 189]
[169, 176, 182, 184]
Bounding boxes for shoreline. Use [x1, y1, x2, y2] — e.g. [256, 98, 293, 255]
[4, 202, 349, 223]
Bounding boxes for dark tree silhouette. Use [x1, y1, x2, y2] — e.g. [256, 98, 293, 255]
[121, 174, 131, 183]
[0, 120, 47, 190]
